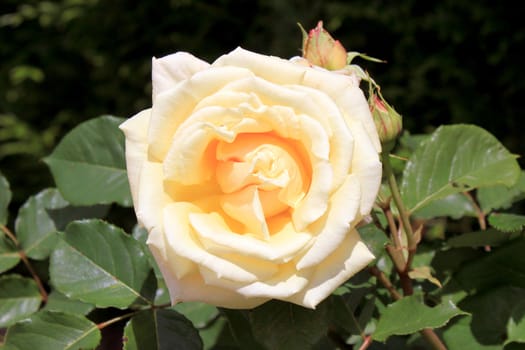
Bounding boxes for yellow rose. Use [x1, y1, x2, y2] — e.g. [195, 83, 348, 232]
[120, 47, 382, 309]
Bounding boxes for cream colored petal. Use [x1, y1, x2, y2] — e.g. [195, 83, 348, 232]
[148, 66, 254, 160]
[163, 271, 267, 309]
[189, 212, 311, 263]
[220, 186, 269, 239]
[292, 160, 332, 231]
[236, 262, 310, 299]
[135, 161, 171, 230]
[213, 47, 308, 85]
[119, 109, 151, 209]
[163, 203, 260, 283]
[288, 85, 354, 191]
[199, 262, 310, 299]
[335, 86, 381, 153]
[152, 52, 210, 102]
[147, 226, 196, 279]
[287, 230, 374, 309]
[296, 174, 361, 270]
[347, 119, 382, 215]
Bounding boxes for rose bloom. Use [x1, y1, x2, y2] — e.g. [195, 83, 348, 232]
[120, 47, 382, 309]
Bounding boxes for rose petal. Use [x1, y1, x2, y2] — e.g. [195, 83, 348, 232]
[346, 119, 382, 215]
[288, 230, 374, 309]
[148, 66, 254, 160]
[296, 174, 361, 270]
[220, 186, 269, 239]
[152, 52, 210, 102]
[189, 212, 312, 263]
[119, 109, 151, 209]
[136, 161, 171, 230]
[163, 202, 265, 283]
[161, 272, 266, 309]
[200, 262, 310, 299]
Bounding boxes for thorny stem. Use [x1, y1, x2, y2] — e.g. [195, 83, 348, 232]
[379, 153, 447, 350]
[369, 266, 401, 300]
[1, 224, 48, 303]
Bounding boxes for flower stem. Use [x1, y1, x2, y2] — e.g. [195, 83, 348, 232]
[380, 153, 448, 349]
[381, 152, 416, 253]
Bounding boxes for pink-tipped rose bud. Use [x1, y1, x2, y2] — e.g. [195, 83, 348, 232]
[301, 21, 347, 70]
[369, 93, 403, 146]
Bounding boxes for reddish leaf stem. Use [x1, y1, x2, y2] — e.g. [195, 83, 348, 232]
[1, 224, 48, 303]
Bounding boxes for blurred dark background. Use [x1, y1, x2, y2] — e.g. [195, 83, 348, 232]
[1, 0, 524, 210]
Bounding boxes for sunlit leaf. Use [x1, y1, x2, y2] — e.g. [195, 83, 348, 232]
[43, 290, 94, 316]
[0, 172, 11, 225]
[506, 299, 525, 345]
[488, 213, 525, 233]
[123, 309, 202, 350]
[478, 170, 525, 214]
[401, 125, 520, 213]
[0, 232, 19, 273]
[44, 115, 132, 206]
[442, 315, 499, 350]
[412, 193, 477, 219]
[49, 219, 154, 309]
[15, 188, 108, 260]
[372, 295, 467, 342]
[0, 275, 41, 328]
[408, 266, 442, 287]
[3, 311, 101, 350]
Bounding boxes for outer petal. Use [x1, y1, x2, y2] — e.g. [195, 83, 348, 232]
[288, 230, 374, 309]
[119, 109, 151, 209]
[152, 52, 210, 102]
[296, 174, 361, 270]
[346, 119, 382, 215]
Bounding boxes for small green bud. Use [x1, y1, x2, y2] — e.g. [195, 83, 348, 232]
[369, 93, 403, 147]
[300, 21, 347, 70]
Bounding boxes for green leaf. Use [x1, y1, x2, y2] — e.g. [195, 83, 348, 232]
[50, 219, 154, 309]
[123, 309, 202, 350]
[221, 309, 265, 350]
[3, 311, 101, 350]
[488, 213, 525, 232]
[401, 125, 520, 213]
[412, 193, 477, 219]
[453, 237, 525, 291]
[173, 302, 219, 329]
[358, 223, 389, 260]
[372, 295, 467, 342]
[442, 315, 500, 350]
[43, 290, 94, 315]
[455, 286, 525, 346]
[506, 299, 525, 345]
[446, 229, 523, 248]
[0, 275, 41, 328]
[0, 232, 19, 273]
[478, 170, 525, 214]
[15, 188, 108, 260]
[248, 300, 330, 350]
[0, 172, 11, 225]
[44, 116, 132, 206]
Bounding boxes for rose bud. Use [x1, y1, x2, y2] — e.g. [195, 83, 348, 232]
[369, 93, 403, 147]
[301, 21, 348, 70]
